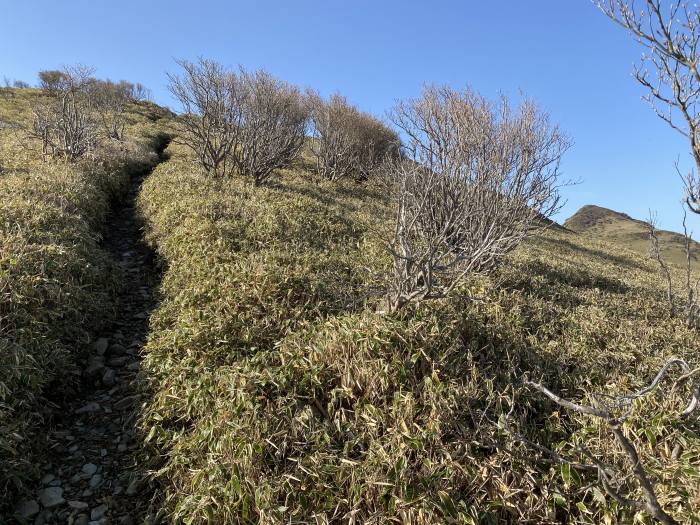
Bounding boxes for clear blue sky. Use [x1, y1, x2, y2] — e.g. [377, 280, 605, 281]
[0, 0, 691, 230]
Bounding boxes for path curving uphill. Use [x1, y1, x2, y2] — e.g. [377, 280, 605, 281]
[12, 142, 170, 525]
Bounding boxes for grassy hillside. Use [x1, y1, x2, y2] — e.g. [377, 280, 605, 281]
[564, 204, 700, 268]
[0, 87, 171, 508]
[137, 144, 699, 524]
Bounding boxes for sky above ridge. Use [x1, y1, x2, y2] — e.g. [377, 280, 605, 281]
[0, 0, 691, 231]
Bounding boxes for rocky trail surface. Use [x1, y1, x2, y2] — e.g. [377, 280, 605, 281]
[12, 160, 163, 525]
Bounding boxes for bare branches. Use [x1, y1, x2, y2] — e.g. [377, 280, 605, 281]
[90, 80, 141, 141]
[617, 357, 700, 415]
[680, 210, 700, 327]
[28, 66, 148, 159]
[595, 1, 700, 214]
[382, 86, 570, 313]
[647, 211, 676, 315]
[167, 59, 243, 177]
[308, 92, 399, 181]
[32, 65, 98, 162]
[647, 208, 700, 327]
[523, 356, 699, 525]
[235, 69, 308, 186]
[168, 59, 308, 184]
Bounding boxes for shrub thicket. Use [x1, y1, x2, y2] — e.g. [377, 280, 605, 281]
[308, 92, 399, 181]
[168, 59, 308, 184]
[137, 141, 699, 524]
[32, 65, 99, 161]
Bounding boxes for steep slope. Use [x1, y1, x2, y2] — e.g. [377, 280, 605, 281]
[564, 204, 700, 267]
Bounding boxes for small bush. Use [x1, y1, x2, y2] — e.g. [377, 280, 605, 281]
[383, 85, 570, 312]
[167, 59, 241, 177]
[90, 79, 136, 140]
[38, 69, 66, 93]
[235, 69, 308, 185]
[32, 65, 98, 161]
[308, 92, 399, 181]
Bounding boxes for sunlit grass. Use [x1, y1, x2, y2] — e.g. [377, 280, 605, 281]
[138, 144, 700, 524]
[0, 87, 172, 508]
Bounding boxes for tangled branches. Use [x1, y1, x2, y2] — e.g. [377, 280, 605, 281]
[513, 358, 699, 525]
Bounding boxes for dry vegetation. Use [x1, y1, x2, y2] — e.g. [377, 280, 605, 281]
[307, 92, 399, 181]
[167, 59, 308, 184]
[0, 86, 170, 510]
[2, 47, 699, 523]
[135, 138, 699, 523]
[383, 86, 569, 312]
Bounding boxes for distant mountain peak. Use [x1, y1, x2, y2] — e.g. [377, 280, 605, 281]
[563, 204, 700, 267]
[564, 205, 641, 232]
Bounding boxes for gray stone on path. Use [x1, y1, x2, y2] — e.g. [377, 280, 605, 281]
[33, 509, 52, 525]
[89, 474, 103, 488]
[107, 356, 128, 368]
[38, 486, 64, 508]
[68, 500, 89, 510]
[102, 368, 116, 386]
[91, 503, 108, 520]
[84, 356, 105, 377]
[40, 473, 54, 485]
[109, 343, 127, 355]
[75, 402, 101, 414]
[93, 338, 109, 355]
[81, 463, 98, 476]
[15, 499, 39, 519]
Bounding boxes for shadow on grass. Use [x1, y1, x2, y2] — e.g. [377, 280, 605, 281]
[536, 234, 648, 272]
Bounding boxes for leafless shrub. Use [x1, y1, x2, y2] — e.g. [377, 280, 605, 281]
[308, 92, 399, 181]
[648, 210, 700, 327]
[519, 358, 699, 525]
[382, 86, 570, 313]
[680, 213, 700, 326]
[129, 82, 151, 102]
[1, 76, 24, 98]
[648, 212, 676, 315]
[168, 59, 308, 184]
[32, 65, 98, 161]
[595, 1, 700, 215]
[90, 80, 134, 141]
[235, 69, 308, 185]
[38, 70, 67, 94]
[167, 59, 244, 177]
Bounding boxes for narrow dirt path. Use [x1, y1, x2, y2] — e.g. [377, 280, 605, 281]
[13, 154, 165, 525]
